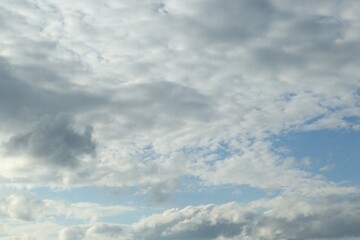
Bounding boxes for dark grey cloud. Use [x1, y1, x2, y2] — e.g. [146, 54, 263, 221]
[5, 114, 96, 168]
[0, 57, 107, 131]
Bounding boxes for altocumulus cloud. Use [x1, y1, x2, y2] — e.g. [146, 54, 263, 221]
[0, 0, 359, 239]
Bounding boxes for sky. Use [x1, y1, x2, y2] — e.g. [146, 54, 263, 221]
[0, 0, 360, 239]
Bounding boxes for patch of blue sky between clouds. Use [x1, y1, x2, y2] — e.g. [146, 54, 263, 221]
[32, 186, 129, 206]
[273, 129, 360, 185]
[31, 186, 178, 225]
[175, 183, 267, 208]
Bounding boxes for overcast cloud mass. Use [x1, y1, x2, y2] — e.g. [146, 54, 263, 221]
[0, 0, 360, 239]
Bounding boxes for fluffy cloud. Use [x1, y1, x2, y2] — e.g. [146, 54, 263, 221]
[0, 193, 44, 221]
[132, 194, 360, 240]
[59, 226, 86, 240]
[59, 223, 127, 240]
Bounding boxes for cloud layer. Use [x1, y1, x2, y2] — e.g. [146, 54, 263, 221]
[133, 194, 360, 240]
[0, 0, 359, 239]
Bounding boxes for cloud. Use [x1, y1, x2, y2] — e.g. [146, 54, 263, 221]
[193, 140, 356, 196]
[165, 0, 274, 44]
[4, 114, 96, 168]
[0, 0, 359, 239]
[0, 193, 44, 221]
[59, 226, 85, 240]
[132, 194, 360, 240]
[133, 203, 249, 240]
[0, 191, 134, 223]
[59, 223, 127, 240]
[320, 163, 336, 172]
[0, 0, 358, 154]
[0, 57, 107, 134]
[86, 223, 123, 237]
[136, 178, 178, 203]
[44, 200, 135, 222]
[0, 221, 62, 240]
[0, 0, 357, 196]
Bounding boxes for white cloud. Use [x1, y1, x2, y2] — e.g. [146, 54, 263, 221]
[0, 193, 44, 221]
[132, 194, 360, 240]
[59, 226, 85, 240]
[320, 163, 336, 172]
[59, 223, 129, 240]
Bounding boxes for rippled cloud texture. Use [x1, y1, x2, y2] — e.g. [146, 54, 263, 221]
[0, 0, 360, 239]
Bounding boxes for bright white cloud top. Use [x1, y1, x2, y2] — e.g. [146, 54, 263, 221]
[0, 0, 359, 239]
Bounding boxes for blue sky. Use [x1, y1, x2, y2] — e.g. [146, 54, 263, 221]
[0, 0, 360, 239]
[275, 129, 360, 184]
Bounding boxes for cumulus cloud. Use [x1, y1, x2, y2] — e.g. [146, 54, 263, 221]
[86, 223, 123, 237]
[132, 194, 360, 240]
[59, 226, 85, 240]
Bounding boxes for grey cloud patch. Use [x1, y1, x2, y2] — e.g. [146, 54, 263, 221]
[139, 178, 178, 204]
[199, 0, 273, 42]
[116, 81, 213, 119]
[5, 114, 96, 168]
[98, 80, 215, 140]
[166, 0, 273, 44]
[0, 57, 107, 131]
